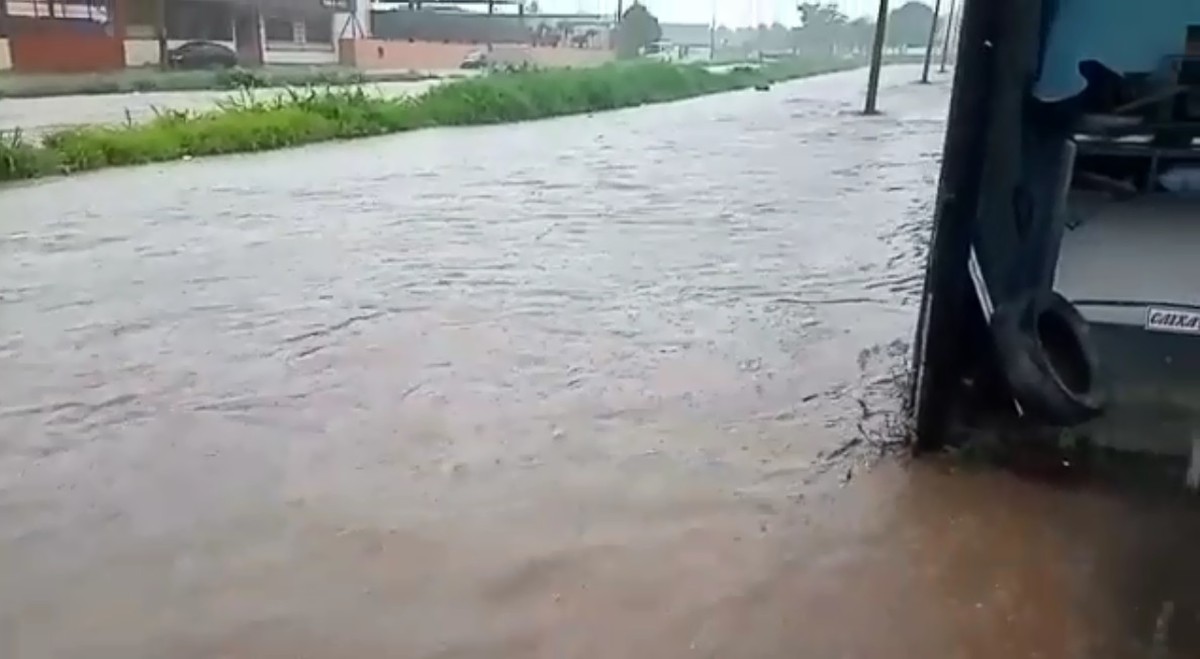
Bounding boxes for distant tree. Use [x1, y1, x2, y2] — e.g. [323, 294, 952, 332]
[765, 22, 791, 52]
[715, 25, 734, 45]
[796, 2, 846, 29]
[528, 0, 540, 14]
[532, 22, 561, 47]
[571, 28, 598, 48]
[887, 1, 934, 50]
[531, 22, 550, 46]
[846, 17, 874, 53]
[558, 21, 575, 40]
[792, 3, 850, 55]
[615, 2, 662, 58]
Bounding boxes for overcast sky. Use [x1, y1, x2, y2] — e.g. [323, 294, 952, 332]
[527, 1, 915, 27]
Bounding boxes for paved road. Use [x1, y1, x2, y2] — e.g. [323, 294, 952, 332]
[0, 79, 443, 138]
[3, 65, 1200, 658]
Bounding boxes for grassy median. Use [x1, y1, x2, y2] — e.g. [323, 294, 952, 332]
[0, 66, 430, 99]
[0, 59, 856, 183]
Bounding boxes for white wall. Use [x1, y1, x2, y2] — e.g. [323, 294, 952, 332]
[0, 38, 11, 72]
[124, 39, 161, 67]
[263, 47, 338, 66]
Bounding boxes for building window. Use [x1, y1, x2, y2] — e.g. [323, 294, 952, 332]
[5, 0, 112, 22]
[125, 0, 156, 31]
[164, 0, 233, 41]
[264, 17, 294, 42]
[306, 15, 333, 44]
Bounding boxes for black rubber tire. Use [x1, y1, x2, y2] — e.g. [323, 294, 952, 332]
[990, 291, 1107, 425]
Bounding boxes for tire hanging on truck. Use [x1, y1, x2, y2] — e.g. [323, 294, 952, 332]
[991, 290, 1106, 425]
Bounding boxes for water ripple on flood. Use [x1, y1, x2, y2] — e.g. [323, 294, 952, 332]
[0, 68, 953, 657]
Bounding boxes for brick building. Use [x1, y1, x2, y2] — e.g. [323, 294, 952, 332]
[0, 0, 359, 73]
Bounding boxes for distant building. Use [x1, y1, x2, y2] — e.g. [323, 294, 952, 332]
[372, 5, 611, 50]
[657, 22, 712, 61]
[0, 0, 613, 75]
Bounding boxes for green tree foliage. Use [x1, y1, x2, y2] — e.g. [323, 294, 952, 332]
[796, 2, 846, 29]
[791, 3, 851, 56]
[711, 4, 876, 59]
[615, 2, 663, 59]
[887, 1, 935, 49]
[845, 18, 875, 52]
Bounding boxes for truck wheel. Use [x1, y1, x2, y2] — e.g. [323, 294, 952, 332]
[991, 291, 1106, 425]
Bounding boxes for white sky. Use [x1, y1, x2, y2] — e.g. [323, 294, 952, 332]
[527, 1, 913, 26]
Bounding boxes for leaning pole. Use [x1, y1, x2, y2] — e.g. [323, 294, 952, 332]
[939, 0, 956, 73]
[920, 0, 943, 83]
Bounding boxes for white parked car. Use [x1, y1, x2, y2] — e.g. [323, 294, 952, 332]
[641, 41, 681, 62]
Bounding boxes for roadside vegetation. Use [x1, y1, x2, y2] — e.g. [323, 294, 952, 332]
[0, 66, 431, 100]
[0, 59, 854, 183]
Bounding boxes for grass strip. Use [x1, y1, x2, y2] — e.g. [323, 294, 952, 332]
[0, 66, 430, 100]
[1, 59, 856, 183]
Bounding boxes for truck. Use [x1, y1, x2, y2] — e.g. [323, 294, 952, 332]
[910, 0, 1200, 473]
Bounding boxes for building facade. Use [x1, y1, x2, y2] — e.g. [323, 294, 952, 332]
[0, 1, 614, 75]
[0, 0, 359, 73]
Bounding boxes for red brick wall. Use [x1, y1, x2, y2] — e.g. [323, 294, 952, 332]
[10, 32, 126, 73]
[6, 13, 127, 74]
[339, 40, 475, 70]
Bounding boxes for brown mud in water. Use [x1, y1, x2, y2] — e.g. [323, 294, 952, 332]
[2, 66, 1199, 658]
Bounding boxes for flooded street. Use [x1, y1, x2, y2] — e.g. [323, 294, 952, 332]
[3, 65, 1200, 658]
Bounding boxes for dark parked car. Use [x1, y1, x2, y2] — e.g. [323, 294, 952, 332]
[168, 41, 238, 70]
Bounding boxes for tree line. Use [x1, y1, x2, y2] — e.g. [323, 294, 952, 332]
[613, 1, 943, 60]
[726, 2, 939, 56]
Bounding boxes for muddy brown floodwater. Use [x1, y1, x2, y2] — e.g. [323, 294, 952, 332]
[2, 66, 1200, 658]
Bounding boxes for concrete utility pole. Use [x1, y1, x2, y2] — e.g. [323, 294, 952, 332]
[709, 0, 716, 61]
[939, 0, 956, 73]
[863, 0, 890, 114]
[487, 0, 495, 52]
[155, 0, 168, 71]
[920, 0, 942, 83]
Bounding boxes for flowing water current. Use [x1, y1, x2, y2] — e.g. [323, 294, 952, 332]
[3, 66, 1199, 658]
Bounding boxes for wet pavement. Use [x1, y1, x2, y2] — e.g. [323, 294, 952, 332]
[2, 65, 1200, 658]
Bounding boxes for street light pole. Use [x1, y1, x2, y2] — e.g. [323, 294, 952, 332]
[920, 0, 942, 83]
[863, 0, 890, 114]
[939, 0, 956, 73]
